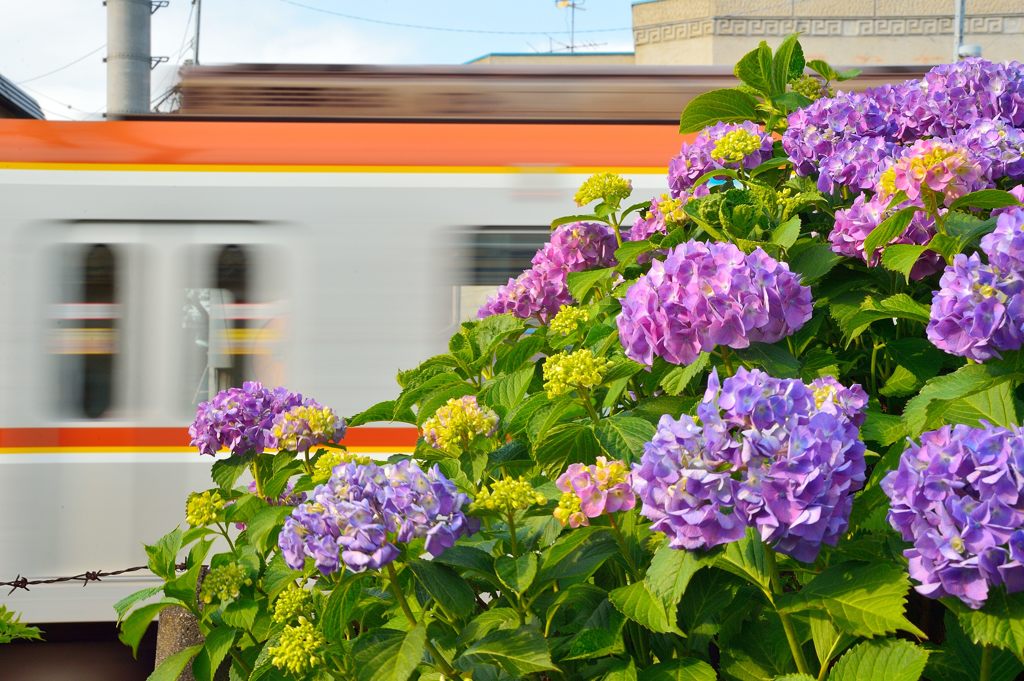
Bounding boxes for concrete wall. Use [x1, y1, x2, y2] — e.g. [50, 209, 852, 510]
[469, 53, 635, 65]
[633, 0, 1024, 65]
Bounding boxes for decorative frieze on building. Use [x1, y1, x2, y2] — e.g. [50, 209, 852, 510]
[635, 14, 1023, 45]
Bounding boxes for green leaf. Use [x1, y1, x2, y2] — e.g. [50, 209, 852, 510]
[608, 581, 681, 634]
[809, 613, 855, 671]
[119, 599, 182, 657]
[245, 505, 293, 553]
[495, 554, 537, 595]
[113, 585, 164, 622]
[948, 590, 1024, 655]
[563, 599, 627, 660]
[807, 59, 839, 82]
[772, 215, 801, 249]
[615, 239, 656, 269]
[211, 454, 252, 491]
[881, 244, 930, 282]
[948, 189, 1022, 211]
[147, 643, 203, 681]
[408, 560, 476, 621]
[638, 658, 717, 681]
[192, 627, 237, 681]
[660, 353, 711, 396]
[773, 676, 816, 681]
[145, 528, 184, 581]
[262, 553, 301, 599]
[735, 41, 774, 95]
[835, 68, 862, 80]
[903, 361, 1019, 436]
[456, 626, 557, 677]
[863, 206, 920, 261]
[644, 542, 708, 617]
[415, 383, 477, 426]
[717, 531, 771, 593]
[347, 399, 414, 427]
[221, 599, 257, 630]
[772, 33, 805, 96]
[594, 415, 656, 463]
[604, 358, 645, 384]
[603, 660, 638, 681]
[164, 561, 203, 606]
[943, 381, 1019, 428]
[841, 294, 932, 342]
[779, 562, 924, 638]
[827, 639, 928, 681]
[736, 342, 801, 378]
[539, 526, 617, 583]
[926, 610, 1024, 681]
[322, 577, 364, 641]
[356, 624, 426, 681]
[533, 422, 602, 475]
[480, 366, 534, 414]
[789, 242, 843, 284]
[679, 88, 760, 133]
[567, 267, 616, 303]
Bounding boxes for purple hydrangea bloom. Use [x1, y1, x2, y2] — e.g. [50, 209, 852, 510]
[910, 59, 1024, 137]
[927, 253, 1024, 361]
[829, 195, 944, 279]
[817, 136, 901, 194]
[632, 368, 866, 562]
[278, 460, 473, 574]
[882, 423, 1024, 608]
[953, 119, 1024, 182]
[189, 382, 305, 457]
[668, 121, 773, 197]
[616, 241, 812, 366]
[479, 222, 617, 322]
[981, 207, 1024, 272]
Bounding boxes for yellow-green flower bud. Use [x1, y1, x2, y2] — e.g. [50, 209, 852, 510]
[543, 349, 612, 399]
[549, 305, 589, 336]
[710, 128, 764, 164]
[311, 449, 372, 483]
[470, 477, 547, 515]
[791, 74, 833, 101]
[272, 583, 312, 624]
[553, 491, 585, 528]
[268, 617, 325, 676]
[574, 172, 633, 207]
[199, 564, 252, 605]
[421, 395, 498, 453]
[185, 490, 224, 527]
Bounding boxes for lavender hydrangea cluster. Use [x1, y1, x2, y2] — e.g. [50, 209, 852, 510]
[882, 422, 1024, 608]
[928, 208, 1024, 361]
[631, 369, 867, 562]
[189, 382, 306, 457]
[616, 240, 811, 366]
[668, 121, 773, 197]
[278, 460, 473, 574]
[479, 222, 617, 322]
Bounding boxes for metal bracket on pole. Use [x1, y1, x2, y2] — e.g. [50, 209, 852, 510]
[150, 0, 168, 13]
[150, 55, 169, 70]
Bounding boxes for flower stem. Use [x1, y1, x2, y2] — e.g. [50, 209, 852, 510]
[980, 645, 993, 681]
[301, 448, 314, 477]
[610, 214, 623, 247]
[607, 514, 642, 582]
[507, 512, 520, 557]
[764, 548, 811, 676]
[215, 522, 237, 555]
[577, 387, 602, 424]
[385, 562, 458, 679]
[230, 650, 253, 676]
[250, 455, 265, 499]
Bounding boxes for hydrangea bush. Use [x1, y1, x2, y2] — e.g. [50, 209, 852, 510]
[119, 36, 1024, 681]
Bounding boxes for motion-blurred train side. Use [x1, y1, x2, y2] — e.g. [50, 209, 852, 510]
[0, 64, 928, 624]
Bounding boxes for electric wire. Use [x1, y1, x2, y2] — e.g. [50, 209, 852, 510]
[16, 44, 106, 85]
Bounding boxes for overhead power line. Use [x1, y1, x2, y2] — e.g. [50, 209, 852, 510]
[276, 0, 630, 35]
[16, 44, 107, 85]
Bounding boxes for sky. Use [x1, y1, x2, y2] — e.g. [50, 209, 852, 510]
[2, 0, 638, 120]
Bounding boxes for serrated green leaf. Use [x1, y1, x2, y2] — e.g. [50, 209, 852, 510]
[772, 215, 801, 249]
[113, 585, 164, 622]
[211, 454, 253, 492]
[603, 659, 638, 681]
[192, 627, 237, 681]
[245, 505, 293, 553]
[827, 638, 928, 681]
[881, 244, 930, 282]
[563, 599, 626, 660]
[638, 658, 717, 681]
[717, 531, 771, 593]
[863, 206, 920, 261]
[458, 608, 521, 646]
[604, 359, 645, 383]
[552, 213, 600, 229]
[660, 353, 711, 396]
[480, 366, 534, 414]
[644, 542, 708, 617]
[221, 598, 257, 630]
[809, 612, 855, 671]
[567, 267, 615, 303]
[948, 590, 1024, 655]
[679, 88, 760, 133]
[145, 527, 184, 581]
[356, 624, 426, 681]
[456, 626, 557, 676]
[495, 554, 537, 595]
[779, 562, 924, 638]
[772, 33, 805, 96]
[408, 560, 476, 621]
[533, 421, 601, 475]
[415, 383, 477, 426]
[736, 342, 801, 378]
[903, 361, 1019, 436]
[539, 526, 617, 583]
[322, 576, 364, 641]
[615, 240, 656, 269]
[594, 415, 655, 463]
[941, 381, 1019, 429]
[119, 599, 183, 657]
[789, 242, 843, 284]
[807, 59, 839, 82]
[608, 581, 680, 634]
[926, 610, 1024, 681]
[948, 189, 1022, 211]
[735, 41, 774, 94]
[147, 643, 203, 681]
[773, 676, 816, 681]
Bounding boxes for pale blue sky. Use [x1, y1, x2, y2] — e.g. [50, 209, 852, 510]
[4, 1, 638, 119]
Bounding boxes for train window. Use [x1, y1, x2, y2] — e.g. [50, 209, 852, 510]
[53, 244, 120, 419]
[454, 226, 550, 322]
[183, 244, 284, 408]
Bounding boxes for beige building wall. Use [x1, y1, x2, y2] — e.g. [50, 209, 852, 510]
[633, 0, 1024, 65]
[467, 53, 635, 65]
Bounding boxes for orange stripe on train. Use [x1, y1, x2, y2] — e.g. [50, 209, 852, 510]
[0, 426, 419, 449]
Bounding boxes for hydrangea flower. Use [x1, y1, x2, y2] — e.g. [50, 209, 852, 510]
[624, 193, 692, 242]
[479, 222, 617, 322]
[311, 449, 372, 484]
[543, 348, 612, 398]
[271, 403, 344, 453]
[980, 206, 1024, 273]
[882, 422, 1024, 608]
[910, 58, 1024, 137]
[829, 194, 944, 279]
[877, 139, 987, 205]
[278, 460, 472, 574]
[185, 490, 224, 527]
[188, 382, 307, 457]
[247, 479, 307, 507]
[421, 395, 498, 453]
[549, 305, 589, 336]
[816, 136, 901, 194]
[554, 457, 635, 528]
[953, 118, 1024, 182]
[574, 172, 633, 207]
[617, 241, 811, 366]
[199, 564, 252, 604]
[470, 477, 546, 515]
[272, 584, 312, 624]
[669, 121, 773, 197]
[268, 617, 325, 676]
[926, 253, 1024, 361]
[632, 368, 866, 562]
[790, 74, 832, 102]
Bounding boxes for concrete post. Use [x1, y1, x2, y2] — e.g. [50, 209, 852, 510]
[106, 0, 152, 115]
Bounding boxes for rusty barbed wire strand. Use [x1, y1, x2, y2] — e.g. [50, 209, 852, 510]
[1, 564, 187, 596]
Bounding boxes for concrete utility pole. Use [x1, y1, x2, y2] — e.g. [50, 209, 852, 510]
[193, 0, 202, 65]
[953, 0, 966, 61]
[106, 0, 153, 114]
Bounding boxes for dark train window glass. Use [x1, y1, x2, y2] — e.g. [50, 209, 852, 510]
[55, 244, 119, 419]
[454, 226, 550, 322]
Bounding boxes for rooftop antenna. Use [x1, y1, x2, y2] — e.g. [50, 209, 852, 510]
[555, 0, 585, 54]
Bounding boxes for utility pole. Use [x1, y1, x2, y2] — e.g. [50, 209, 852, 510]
[106, 0, 166, 114]
[193, 0, 202, 65]
[556, 1, 585, 54]
[953, 0, 965, 61]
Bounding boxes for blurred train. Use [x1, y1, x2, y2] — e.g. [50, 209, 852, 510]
[0, 64, 925, 624]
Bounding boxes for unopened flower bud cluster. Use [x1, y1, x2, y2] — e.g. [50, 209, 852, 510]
[185, 490, 224, 527]
[422, 395, 499, 452]
[268, 616, 324, 675]
[549, 305, 589, 336]
[199, 564, 252, 605]
[574, 172, 633, 207]
[471, 477, 546, 515]
[312, 449, 372, 483]
[543, 348, 612, 398]
[272, 583, 313, 624]
[711, 128, 766, 164]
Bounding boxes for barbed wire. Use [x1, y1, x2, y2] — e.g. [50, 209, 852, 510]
[1, 564, 186, 596]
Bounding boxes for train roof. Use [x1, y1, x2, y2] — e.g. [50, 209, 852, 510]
[0, 74, 44, 120]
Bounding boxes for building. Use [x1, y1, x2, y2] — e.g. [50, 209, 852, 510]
[0, 74, 44, 119]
